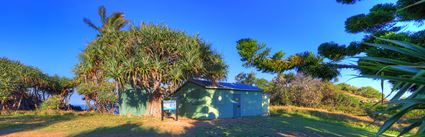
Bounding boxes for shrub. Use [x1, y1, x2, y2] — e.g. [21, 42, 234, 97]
[41, 95, 62, 110]
[356, 86, 383, 99]
[288, 74, 323, 107]
[270, 73, 373, 114]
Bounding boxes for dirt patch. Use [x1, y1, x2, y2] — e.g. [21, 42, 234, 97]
[142, 118, 197, 134]
[2, 131, 66, 137]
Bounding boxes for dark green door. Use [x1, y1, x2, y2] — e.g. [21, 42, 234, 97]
[233, 94, 241, 118]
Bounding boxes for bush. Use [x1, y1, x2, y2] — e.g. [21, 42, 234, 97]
[41, 95, 62, 110]
[337, 83, 383, 99]
[356, 86, 383, 99]
[270, 73, 375, 114]
[289, 74, 324, 107]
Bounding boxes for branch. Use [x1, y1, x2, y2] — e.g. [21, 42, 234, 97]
[336, 64, 358, 69]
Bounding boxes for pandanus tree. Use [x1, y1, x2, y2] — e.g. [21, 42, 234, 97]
[361, 38, 425, 136]
[0, 58, 47, 112]
[75, 7, 228, 115]
[74, 6, 128, 112]
[0, 57, 73, 112]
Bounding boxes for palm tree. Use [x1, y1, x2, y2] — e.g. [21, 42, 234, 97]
[83, 6, 128, 33]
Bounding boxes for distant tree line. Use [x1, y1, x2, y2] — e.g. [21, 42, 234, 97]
[0, 57, 74, 113]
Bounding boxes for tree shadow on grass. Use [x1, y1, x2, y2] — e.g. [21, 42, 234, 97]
[2, 109, 393, 137]
[73, 122, 173, 137]
[181, 115, 382, 137]
[72, 113, 388, 137]
[0, 112, 84, 136]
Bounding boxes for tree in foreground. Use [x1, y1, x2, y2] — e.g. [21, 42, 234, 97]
[360, 37, 425, 136]
[75, 7, 228, 116]
[318, 0, 425, 82]
[237, 0, 425, 80]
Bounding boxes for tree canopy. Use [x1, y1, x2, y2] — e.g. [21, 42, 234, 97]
[318, 0, 425, 79]
[236, 39, 341, 80]
[0, 57, 73, 112]
[75, 6, 228, 115]
[236, 0, 425, 81]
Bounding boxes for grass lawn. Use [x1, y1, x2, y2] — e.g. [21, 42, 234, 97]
[0, 106, 400, 137]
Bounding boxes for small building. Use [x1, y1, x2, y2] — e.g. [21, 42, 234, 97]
[172, 79, 270, 119]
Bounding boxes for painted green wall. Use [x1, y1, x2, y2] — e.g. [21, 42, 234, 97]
[119, 88, 149, 116]
[173, 82, 269, 119]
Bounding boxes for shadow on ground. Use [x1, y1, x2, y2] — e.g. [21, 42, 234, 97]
[0, 109, 392, 137]
[73, 122, 172, 137]
[0, 112, 83, 136]
[74, 114, 384, 137]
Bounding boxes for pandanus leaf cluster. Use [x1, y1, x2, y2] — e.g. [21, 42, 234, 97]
[360, 37, 425, 136]
[0, 58, 74, 112]
[75, 7, 228, 115]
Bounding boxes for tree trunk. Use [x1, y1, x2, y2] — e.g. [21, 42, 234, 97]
[85, 95, 91, 111]
[34, 93, 39, 110]
[0, 100, 4, 114]
[145, 94, 162, 117]
[42, 91, 46, 101]
[145, 81, 163, 117]
[1, 100, 9, 114]
[17, 94, 23, 110]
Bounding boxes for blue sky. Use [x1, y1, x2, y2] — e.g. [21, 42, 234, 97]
[0, 0, 398, 105]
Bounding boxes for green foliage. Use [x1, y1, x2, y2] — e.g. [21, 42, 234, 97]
[336, 83, 383, 99]
[358, 86, 383, 99]
[235, 72, 257, 85]
[41, 95, 62, 110]
[345, 4, 396, 33]
[76, 7, 228, 115]
[336, 0, 359, 4]
[236, 39, 301, 73]
[255, 78, 274, 92]
[236, 39, 339, 80]
[0, 57, 73, 112]
[83, 6, 128, 34]
[336, 83, 358, 93]
[336, 0, 425, 21]
[268, 73, 382, 114]
[397, 0, 425, 21]
[317, 0, 425, 83]
[234, 72, 274, 92]
[359, 38, 425, 136]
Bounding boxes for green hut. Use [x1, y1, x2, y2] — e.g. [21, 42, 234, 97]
[172, 79, 270, 119]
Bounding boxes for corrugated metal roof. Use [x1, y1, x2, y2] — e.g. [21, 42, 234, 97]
[190, 79, 262, 91]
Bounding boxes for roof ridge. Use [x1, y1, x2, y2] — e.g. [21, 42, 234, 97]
[189, 79, 262, 92]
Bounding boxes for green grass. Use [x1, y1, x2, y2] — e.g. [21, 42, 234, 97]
[0, 108, 401, 137]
